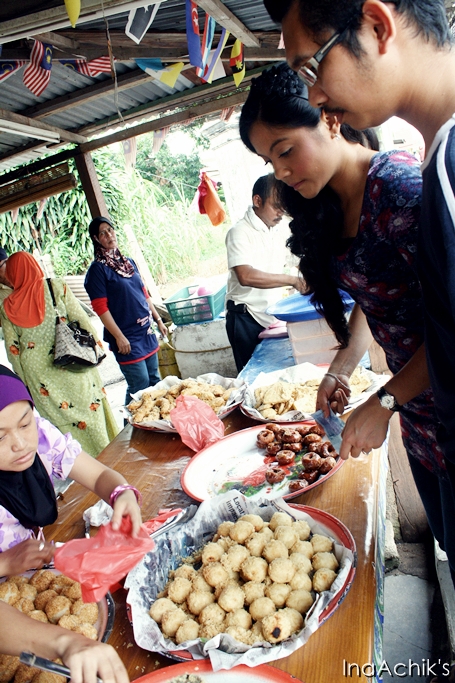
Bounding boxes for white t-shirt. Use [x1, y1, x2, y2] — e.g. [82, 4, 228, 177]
[225, 205, 290, 328]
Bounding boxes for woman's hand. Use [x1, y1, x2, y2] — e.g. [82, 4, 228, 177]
[110, 490, 142, 537]
[56, 632, 129, 683]
[339, 393, 392, 460]
[115, 333, 131, 355]
[157, 319, 168, 339]
[0, 538, 54, 576]
[316, 373, 351, 417]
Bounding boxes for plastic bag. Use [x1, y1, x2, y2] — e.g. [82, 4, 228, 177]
[54, 517, 154, 602]
[196, 172, 226, 226]
[170, 395, 225, 451]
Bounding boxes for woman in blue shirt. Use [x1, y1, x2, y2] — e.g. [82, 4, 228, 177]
[85, 217, 168, 404]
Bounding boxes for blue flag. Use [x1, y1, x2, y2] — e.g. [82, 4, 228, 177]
[185, 0, 202, 69]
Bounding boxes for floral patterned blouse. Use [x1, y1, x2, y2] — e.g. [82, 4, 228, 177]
[0, 416, 81, 552]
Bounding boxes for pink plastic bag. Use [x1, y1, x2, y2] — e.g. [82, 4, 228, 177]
[54, 517, 154, 602]
[170, 395, 225, 451]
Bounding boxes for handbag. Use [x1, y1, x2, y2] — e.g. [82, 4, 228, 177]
[47, 279, 106, 372]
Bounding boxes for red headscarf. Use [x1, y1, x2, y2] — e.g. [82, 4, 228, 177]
[3, 252, 46, 328]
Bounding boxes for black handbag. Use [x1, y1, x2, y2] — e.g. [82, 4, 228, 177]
[47, 279, 106, 372]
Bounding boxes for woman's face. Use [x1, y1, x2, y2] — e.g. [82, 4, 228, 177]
[0, 401, 38, 472]
[248, 120, 339, 199]
[96, 223, 118, 251]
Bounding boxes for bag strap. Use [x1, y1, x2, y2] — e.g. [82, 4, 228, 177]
[47, 278, 61, 325]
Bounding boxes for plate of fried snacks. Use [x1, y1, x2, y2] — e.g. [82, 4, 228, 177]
[0, 569, 114, 683]
[124, 491, 355, 671]
[241, 363, 384, 423]
[125, 374, 246, 432]
[134, 659, 301, 683]
[180, 424, 343, 502]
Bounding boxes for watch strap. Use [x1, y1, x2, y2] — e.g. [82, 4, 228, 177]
[376, 386, 402, 412]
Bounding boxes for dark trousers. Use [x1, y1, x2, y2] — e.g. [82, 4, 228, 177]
[225, 300, 265, 373]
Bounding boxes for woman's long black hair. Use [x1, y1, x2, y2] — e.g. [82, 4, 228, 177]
[239, 63, 379, 348]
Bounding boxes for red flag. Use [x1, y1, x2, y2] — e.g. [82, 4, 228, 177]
[23, 40, 52, 96]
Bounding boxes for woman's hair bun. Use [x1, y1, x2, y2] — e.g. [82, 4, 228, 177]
[251, 63, 309, 101]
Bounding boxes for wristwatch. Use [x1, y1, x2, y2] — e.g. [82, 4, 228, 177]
[376, 386, 402, 412]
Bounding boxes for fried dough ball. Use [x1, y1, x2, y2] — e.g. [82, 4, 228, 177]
[239, 514, 264, 531]
[50, 576, 74, 594]
[74, 623, 98, 640]
[311, 534, 333, 553]
[174, 565, 197, 581]
[225, 608, 252, 630]
[217, 521, 235, 537]
[261, 610, 293, 643]
[199, 622, 226, 640]
[175, 620, 199, 644]
[250, 620, 265, 644]
[187, 590, 215, 616]
[221, 544, 250, 572]
[291, 540, 313, 557]
[18, 585, 37, 601]
[282, 607, 304, 633]
[215, 537, 230, 552]
[14, 663, 39, 683]
[225, 626, 252, 645]
[62, 583, 82, 601]
[198, 602, 225, 625]
[58, 615, 82, 631]
[268, 558, 296, 584]
[312, 552, 339, 572]
[150, 597, 178, 623]
[290, 570, 312, 592]
[13, 597, 34, 614]
[29, 570, 55, 592]
[292, 520, 311, 541]
[201, 542, 224, 564]
[265, 582, 292, 608]
[259, 526, 274, 541]
[29, 610, 48, 623]
[70, 599, 99, 625]
[242, 581, 265, 605]
[34, 589, 58, 611]
[244, 532, 268, 557]
[249, 596, 276, 621]
[0, 655, 20, 682]
[168, 577, 192, 604]
[312, 568, 337, 593]
[0, 582, 19, 605]
[274, 526, 298, 549]
[45, 595, 72, 624]
[202, 562, 229, 588]
[217, 584, 244, 613]
[8, 576, 29, 587]
[229, 520, 255, 544]
[289, 553, 312, 573]
[191, 574, 213, 593]
[161, 608, 188, 637]
[240, 556, 268, 583]
[262, 540, 288, 563]
[286, 589, 314, 614]
[269, 512, 293, 531]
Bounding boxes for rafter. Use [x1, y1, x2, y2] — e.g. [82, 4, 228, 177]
[0, 109, 87, 144]
[194, 0, 260, 47]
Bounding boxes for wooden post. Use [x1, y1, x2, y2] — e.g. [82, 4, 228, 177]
[123, 223, 163, 306]
[74, 151, 109, 218]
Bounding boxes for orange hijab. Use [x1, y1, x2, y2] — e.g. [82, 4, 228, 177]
[3, 252, 46, 328]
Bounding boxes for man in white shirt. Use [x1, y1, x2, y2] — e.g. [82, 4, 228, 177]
[225, 175, 305, 372]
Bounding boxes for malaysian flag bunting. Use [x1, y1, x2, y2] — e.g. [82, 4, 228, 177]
[185, 0, 202, 69]
[152, 126, 170, 155]
[126, 3, 162, 45]
[60, 56, 112, 77]
[136, 59, 184, 88]
[230, 38, 245, 87]
[196, 14, 216, 77]
[0, 60, 26, 83]
[122, 138, 137, 169]
[201, 28, 229, 83]
[23, 41, 52, 97]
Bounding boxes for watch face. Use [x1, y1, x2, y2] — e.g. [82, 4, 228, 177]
[381, 394, 395, 409]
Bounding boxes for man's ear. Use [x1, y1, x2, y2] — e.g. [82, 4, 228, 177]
[321, 111, 342, 137]
[252, 194, 262, 209]
[362, 0, 397, 55]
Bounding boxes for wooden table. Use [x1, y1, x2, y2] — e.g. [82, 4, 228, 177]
[46, 410, 386, 683]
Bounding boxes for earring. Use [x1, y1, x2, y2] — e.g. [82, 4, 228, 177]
[334, 133, 341, 140]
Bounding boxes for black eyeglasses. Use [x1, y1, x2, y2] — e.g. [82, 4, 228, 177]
[297, 30, 345, 88]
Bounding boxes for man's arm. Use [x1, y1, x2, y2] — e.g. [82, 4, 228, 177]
[234, 265, 306, 293]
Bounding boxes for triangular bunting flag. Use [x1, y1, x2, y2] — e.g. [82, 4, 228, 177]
[185, 0, 202, 69]
[230, 39, 245, 88]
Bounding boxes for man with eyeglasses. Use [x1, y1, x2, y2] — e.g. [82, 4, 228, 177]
[262, 1, 455, 493]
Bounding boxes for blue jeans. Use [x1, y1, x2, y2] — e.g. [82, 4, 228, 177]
[121, 352, 161, 404]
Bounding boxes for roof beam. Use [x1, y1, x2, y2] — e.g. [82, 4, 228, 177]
[194, 0, 260, 47]
[32, 32, 80, 52]
[0, 108, 87, 144]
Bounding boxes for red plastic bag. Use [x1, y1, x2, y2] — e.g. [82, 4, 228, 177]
[54, 517, 154, 602]
[170, 395, 225, 451]
[142, 508, 183, 535]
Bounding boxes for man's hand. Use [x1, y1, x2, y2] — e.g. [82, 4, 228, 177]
[0, 539, 54, 576]
[339, 394, 391, 460]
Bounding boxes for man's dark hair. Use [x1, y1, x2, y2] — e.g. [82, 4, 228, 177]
[252, 174, 275, 202]
[264, 0, 452, 52]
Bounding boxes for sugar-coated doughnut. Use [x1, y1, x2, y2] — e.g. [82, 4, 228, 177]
[249, 596, 276, 621]
[274, 525, 298, 549]
[269, 512, 293, 531]
[312, 552, 339, 572]
[268, 558, 296, 583]
[312, 568, 337, 593]
[311, 534, 334, 553]
[240, 556, 268, 583]
[289, 552, 312, 573]
[290, 569, 312, 592]
[229, 520, 255, 544]
[265, 582, 292, 607]
[262, 539, 288, 563]
[286, 589, 314, 614]
[242, 581, 266, 605]
[175, 619, 199, 644]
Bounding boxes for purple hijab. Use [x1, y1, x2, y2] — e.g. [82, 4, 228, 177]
[0, 365, 58, 529]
